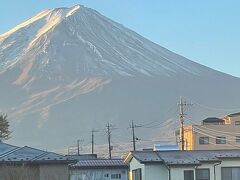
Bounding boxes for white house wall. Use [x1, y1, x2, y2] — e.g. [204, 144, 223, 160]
[40, 164, 69, 180]
[215, 159, 240, 180]
[70, 168, 128, 180]
[129, 157, 240, 180]
[170, 167, 195, 180]
[145, 164, 168, 180]
[129, 158, 145, 180]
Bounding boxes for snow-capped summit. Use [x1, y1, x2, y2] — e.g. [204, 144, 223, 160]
[1, 5, 240, 152]
[0, 4, 222, 85]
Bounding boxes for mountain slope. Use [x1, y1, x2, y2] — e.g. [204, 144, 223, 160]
[0, 5, 240, 153]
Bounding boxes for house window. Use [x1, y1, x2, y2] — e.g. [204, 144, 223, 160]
[184, 170, 194, 180]
[222, 167, 240, 180]
[199, 137, 209, 145]
[104, 174, 109, 178]
[132, 168, 142, 180]
[216, 137, 226, 144]
[235, 121, 240, 125]
[196, 169, 210, 180]
[111, 174, 121, 179]
[236, 136, 240, 143]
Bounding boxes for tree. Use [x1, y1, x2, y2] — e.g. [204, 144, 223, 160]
[0, 114, 11, 141]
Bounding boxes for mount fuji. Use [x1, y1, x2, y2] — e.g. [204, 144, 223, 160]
[0, 5, 240, 154]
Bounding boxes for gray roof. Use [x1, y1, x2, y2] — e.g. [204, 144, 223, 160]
[228, 112, 240, 117]
[128, 149, 240, 166]
[66, 154, 98, 161]
[0, 143, 75, 164]
[132, 151, 162, 163]
[70, 159, 128, 169]
[202, 117, 224, 123]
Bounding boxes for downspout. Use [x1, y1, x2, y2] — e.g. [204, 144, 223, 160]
[214, 162, 221, 180]
[162, 161, 171, 180]
[168, 166, 171, 180]
[194, 165, 199, 178]
[155, 152, 171, 180]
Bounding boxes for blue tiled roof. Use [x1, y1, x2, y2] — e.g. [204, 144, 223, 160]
[0, 143, 74, 164]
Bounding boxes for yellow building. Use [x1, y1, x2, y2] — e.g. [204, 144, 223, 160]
[178, 112, 240, 150]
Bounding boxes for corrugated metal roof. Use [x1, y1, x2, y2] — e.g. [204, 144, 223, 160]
[0, 143, 18, 156]
[129, 149, 240, 166]
[0, 143, 74, 164]
[71, 159, 128, 169]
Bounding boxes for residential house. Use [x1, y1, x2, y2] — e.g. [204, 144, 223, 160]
[0, 142, 75, 180]
[125, 149, 240, 180]
[178, 112, 240, 150]
[69, 158, 129, 180]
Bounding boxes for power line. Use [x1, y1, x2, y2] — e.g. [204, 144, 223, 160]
[141, 105, 178, 128]
[193, 126, 240, 141]
[185, 97, 240, 112]
[193, 128, 240, 149]
[194, 125, 240, 135]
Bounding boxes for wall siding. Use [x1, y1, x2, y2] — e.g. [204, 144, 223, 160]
[70, 168, 128, 180]
[40, 164, 69, 180]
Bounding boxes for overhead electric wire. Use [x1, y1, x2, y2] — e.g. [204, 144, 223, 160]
[193, 128, 239, 142]
[184, 116, 240, 136]
[141, 104, 178, 128]
[194, 125, 240, 135]
[185, 97, 240, 112]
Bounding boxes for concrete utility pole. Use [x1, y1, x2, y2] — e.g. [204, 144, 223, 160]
[107, 122, 112, 159]
[77, 139, 80, 156]
[179, 96, 192, 151]
[131, 120, 136, 151]
[91, 129, 97, 154]
[130, 120, 141, 151]
[77, 139, 84, 155]
[179, 96, 185, 151]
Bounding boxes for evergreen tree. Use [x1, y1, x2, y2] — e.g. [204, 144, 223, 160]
[0, 114, 11, 141]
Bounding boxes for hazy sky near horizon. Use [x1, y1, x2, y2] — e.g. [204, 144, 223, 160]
[1, 0, 240, 77]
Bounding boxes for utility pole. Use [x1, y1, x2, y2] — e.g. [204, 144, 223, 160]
[131, 120, 136, 151]
[179, 96, 185, 151]
[107, 122, 112, 159]
[77, 139, 80, 156]
[77, 139, 84, 155]
[178, 96, 192, 151]
[130, 120, 141, 151]
[91, 129, 96, 154]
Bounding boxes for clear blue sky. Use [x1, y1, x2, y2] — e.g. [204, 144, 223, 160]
[1, 0, 240, 77]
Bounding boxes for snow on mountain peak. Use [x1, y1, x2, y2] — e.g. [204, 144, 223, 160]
[0, 10, 51, 39]
[0, 5, 82, 39]
[0, 4, 220, 82]
[66, 5, 81, 17]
